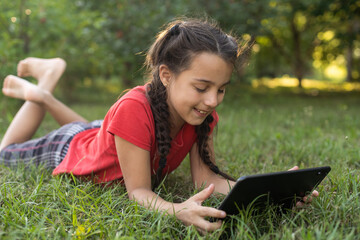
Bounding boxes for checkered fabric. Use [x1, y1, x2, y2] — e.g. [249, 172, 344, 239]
[0, 120, 103, 169]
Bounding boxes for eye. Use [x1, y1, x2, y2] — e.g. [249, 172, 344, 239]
[195, 87, 207, 93]
[218, 88, 226, 94]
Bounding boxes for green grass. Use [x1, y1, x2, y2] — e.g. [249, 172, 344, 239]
[1, 86, 360, 239]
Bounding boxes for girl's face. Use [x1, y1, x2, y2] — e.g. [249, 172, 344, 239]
[164, 52, 233, 129]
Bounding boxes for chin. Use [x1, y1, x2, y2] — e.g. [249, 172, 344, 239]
[186, 118, 206, 126]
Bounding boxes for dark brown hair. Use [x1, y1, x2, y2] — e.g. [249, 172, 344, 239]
[145, 18, 238, 189]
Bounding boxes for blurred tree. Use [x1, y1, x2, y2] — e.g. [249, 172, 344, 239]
[1, 0, 189, 98]
[0, 0, 104, 100]
[0, 0, 29, 78]
[1, 0, 359, 95]
[79, 0, 195, 86]
[255, 0, 328, 87]
[315, 0, 360, 82]
[197, 0, 360, 86]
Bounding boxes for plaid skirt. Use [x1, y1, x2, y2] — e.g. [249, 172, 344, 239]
[0, 120, 103, 169]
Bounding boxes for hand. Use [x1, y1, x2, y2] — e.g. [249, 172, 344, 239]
[175, 184, 226, 234]
[288, 166, 320, 207]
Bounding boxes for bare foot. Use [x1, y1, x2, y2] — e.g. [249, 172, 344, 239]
[2, 75, 46, 104]
[17, 57, 66, 92]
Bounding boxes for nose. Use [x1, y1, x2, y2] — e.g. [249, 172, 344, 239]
[204, 92, 219, 108]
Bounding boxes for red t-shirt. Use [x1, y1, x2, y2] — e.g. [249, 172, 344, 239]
[52, 85, 219, 183]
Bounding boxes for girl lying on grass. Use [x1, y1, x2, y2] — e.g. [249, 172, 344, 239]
[0, 18, 318, 233]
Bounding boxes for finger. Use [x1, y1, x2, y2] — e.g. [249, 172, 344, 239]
[302, 190, 319, 203]
[302, 195, 313, 203]
[192, 184, 215, 203]
[198, 206, 226, 219]
[196, 218, 223, 233]
[311, 190, 319, 197]
[296, 201, 305, 208]
[288, 166, 299, 171]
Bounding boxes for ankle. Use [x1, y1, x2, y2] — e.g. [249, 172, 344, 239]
[40, 90, 54, 106]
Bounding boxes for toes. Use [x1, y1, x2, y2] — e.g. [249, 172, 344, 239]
[4, 75, 15, 88]
[2, 87, 12, 96]
[17, 60, 28, 77]
[2, 76, 13, 96]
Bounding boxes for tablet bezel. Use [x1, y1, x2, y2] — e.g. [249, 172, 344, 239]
[218, 166, 331, 215]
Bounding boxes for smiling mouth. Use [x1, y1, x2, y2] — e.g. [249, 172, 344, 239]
[194, 108, 209, 115]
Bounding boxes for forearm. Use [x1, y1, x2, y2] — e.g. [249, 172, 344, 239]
[212, 176, 236, 195]
[196, 174, 236, 195]
[129, 188, 181, 215]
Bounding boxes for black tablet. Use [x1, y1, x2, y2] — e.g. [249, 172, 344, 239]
[218, 166, 331, 215]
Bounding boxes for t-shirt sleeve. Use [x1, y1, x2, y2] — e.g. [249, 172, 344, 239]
[107, 99, 153, 151]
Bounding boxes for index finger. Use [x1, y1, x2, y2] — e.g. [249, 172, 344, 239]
[191, 184, 215, 204]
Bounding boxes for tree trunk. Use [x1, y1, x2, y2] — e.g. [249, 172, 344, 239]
[345, 21, 355, 82]
[290, 15, 304, 88]
[346, 44, 353, 82]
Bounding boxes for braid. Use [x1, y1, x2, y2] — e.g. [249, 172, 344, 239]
[146, 76, 172, 189]
[195, 114, 236, 181]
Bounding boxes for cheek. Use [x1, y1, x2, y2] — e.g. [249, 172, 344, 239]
[169, 89, 188, 111]
[173, 93, 195, 109]
[171, 86, 197, 103]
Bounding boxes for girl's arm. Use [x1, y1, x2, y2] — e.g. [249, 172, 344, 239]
[190, 133, 236, 195]
[114, 135, 226, 233]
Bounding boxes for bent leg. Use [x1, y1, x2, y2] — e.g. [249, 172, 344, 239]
[1, 58, 67, 150]
[1, 75, 87, 150]
[17, 57, 66, 92]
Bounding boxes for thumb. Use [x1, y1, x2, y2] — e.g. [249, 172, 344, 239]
[192, 184, 215, 203]
[288, 166, 299, 171]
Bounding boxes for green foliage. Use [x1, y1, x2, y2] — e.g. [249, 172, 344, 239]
[0, 0, 359, 93]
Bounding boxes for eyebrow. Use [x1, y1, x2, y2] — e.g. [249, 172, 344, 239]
[194, 78, 231, 87]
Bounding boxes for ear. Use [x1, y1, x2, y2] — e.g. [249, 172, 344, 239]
[159, 64, 173, 87]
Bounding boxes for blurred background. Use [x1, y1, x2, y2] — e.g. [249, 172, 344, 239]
[1, 0, 360, 102]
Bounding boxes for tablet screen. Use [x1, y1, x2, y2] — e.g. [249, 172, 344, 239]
[218, 166, 331, 215]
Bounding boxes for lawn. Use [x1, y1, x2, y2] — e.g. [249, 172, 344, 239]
[0, 85, 359, 239]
